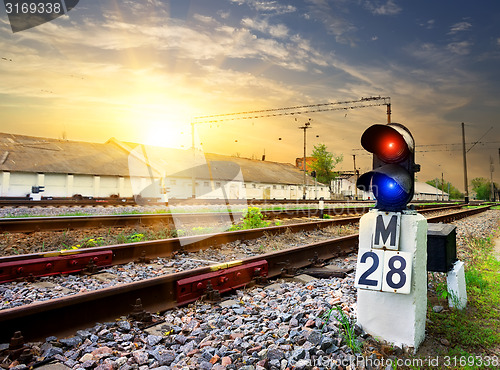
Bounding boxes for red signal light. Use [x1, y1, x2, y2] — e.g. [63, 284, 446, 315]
[363, 126, 410, 163]
[377, 133, 408, 162]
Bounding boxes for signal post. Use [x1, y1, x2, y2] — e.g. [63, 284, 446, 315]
[354, 123, 427, 350]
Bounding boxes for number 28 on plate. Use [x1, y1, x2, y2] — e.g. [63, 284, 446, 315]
[355, 249, 413, 294]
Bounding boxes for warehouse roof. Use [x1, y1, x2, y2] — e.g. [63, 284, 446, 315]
[414, 181, 449, 196]
[0, 132, 318, 186]
[0, 132, 130, 176]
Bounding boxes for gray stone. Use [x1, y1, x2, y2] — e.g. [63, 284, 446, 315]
[81, 360, 95, 369]
[37, 363, 72, 370]
[151, 348, 176, 366]
[267, 348, 285, 361]
[43, 346, 64, 359]
[307, 330, 323, 345]
[147, 335, 163, 346]
[60, 336, 82, 347]
[117, 320, 131, 331]
[76, 330, 91, 339]
[291, 348, 306, 360]
[294, 359, 311, 369]
[132, 350, 149, 365]
[199, 360, 213, 370]
[174, 334, 187, 345]
[113, 357, 128, 367]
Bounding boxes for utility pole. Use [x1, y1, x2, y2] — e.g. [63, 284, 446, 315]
[191, 122, 196, 199]
[441, 172, 444, 201]
[461, 122, 469, 203]
[353, 154, 358, 200]
[299, 119, 311, 199]
[386, 103, 391, 124]
[490, 156, 494, 202]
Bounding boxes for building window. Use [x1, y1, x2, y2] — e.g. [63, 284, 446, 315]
[215, 182, 221, 187]
[273, 185, 276, 189]
[204, 182, 209, 187]
[252, 184, 256, 188]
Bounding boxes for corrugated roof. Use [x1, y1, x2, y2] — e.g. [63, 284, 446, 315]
[415, 182, 448, 196]
[0, 133, 319, 186]
[0, 133, 130, 176]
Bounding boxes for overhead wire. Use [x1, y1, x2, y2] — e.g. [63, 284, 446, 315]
[193, 97, 390, 124]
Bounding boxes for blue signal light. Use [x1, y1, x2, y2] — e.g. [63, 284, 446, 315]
[371, 172, 410, 211]
[357, 163, 413, 212]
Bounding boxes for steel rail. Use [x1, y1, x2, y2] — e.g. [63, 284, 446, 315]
[0, 234, 359, 342]
[0, 205, 492, 342]
[0, 196, 465, 208]
[0, 204, 463, 267]
[0, 204, 462, 233]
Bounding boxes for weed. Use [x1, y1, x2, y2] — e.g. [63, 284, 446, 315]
[171, 229, 185, 237]
[321, 305, 361, 353]
[426, 233, 500, 356]
[127, 233, 144, 243]
[465, 268, 488, 293]
[241, 207, 270, 229]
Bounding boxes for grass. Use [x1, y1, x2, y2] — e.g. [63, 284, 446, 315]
[423, 229, 500, 366]
[321, 305, 361, 353]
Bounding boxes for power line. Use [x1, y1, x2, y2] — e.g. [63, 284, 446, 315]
[193, 96, 390, 124]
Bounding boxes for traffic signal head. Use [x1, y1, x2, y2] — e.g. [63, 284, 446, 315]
[356, 123, 420, 212]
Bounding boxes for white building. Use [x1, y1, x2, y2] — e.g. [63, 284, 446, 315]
[0, 132, 330, 201]
[331, 175, 449, 201]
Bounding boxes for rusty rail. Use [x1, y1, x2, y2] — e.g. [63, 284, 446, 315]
[0, 203, 461, 233]
[0, 234, 358, 342]
[0, 205, 490, 342]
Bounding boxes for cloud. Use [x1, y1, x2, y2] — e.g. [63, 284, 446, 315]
[230, 0, 296, 15]
[305, 0, 358, 46]
[217, 10, 230, 19]
[448, 21, 472, 35]
[419, 19, 435, 29]
[241, 17, 289, 38]
[365, 0, 402, 16]
[447, 41, 472, 55]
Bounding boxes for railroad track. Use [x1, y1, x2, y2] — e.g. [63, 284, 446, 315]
[0, 196, 462, 208]
[0, 205, 492, 342]
[0, 203, 462, 233]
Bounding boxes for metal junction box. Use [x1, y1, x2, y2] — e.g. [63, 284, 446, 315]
[427, 223, 457, 272]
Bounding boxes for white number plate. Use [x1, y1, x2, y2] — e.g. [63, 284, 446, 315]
[355, 250, 412, 294]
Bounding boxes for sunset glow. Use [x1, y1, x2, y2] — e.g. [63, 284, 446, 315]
[0, 1, 498, 188]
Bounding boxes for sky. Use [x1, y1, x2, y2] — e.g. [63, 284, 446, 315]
[0, 0, 499, 193]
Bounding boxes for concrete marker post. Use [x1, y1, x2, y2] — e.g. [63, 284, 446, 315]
[355, 209, 428, 350]
[446, 261, 467, 310]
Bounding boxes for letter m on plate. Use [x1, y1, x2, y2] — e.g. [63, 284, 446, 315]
[372, 212, 401, 250]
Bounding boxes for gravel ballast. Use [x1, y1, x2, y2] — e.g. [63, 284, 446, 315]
[0, 210, 498, 370]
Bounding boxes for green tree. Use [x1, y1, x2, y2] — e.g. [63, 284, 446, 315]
[309, 144, 343, 186]
[426, 179, 464, 200]
[470, 177, 498, 200]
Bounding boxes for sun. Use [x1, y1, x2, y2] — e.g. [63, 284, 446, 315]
[143, 120, 191, 149]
